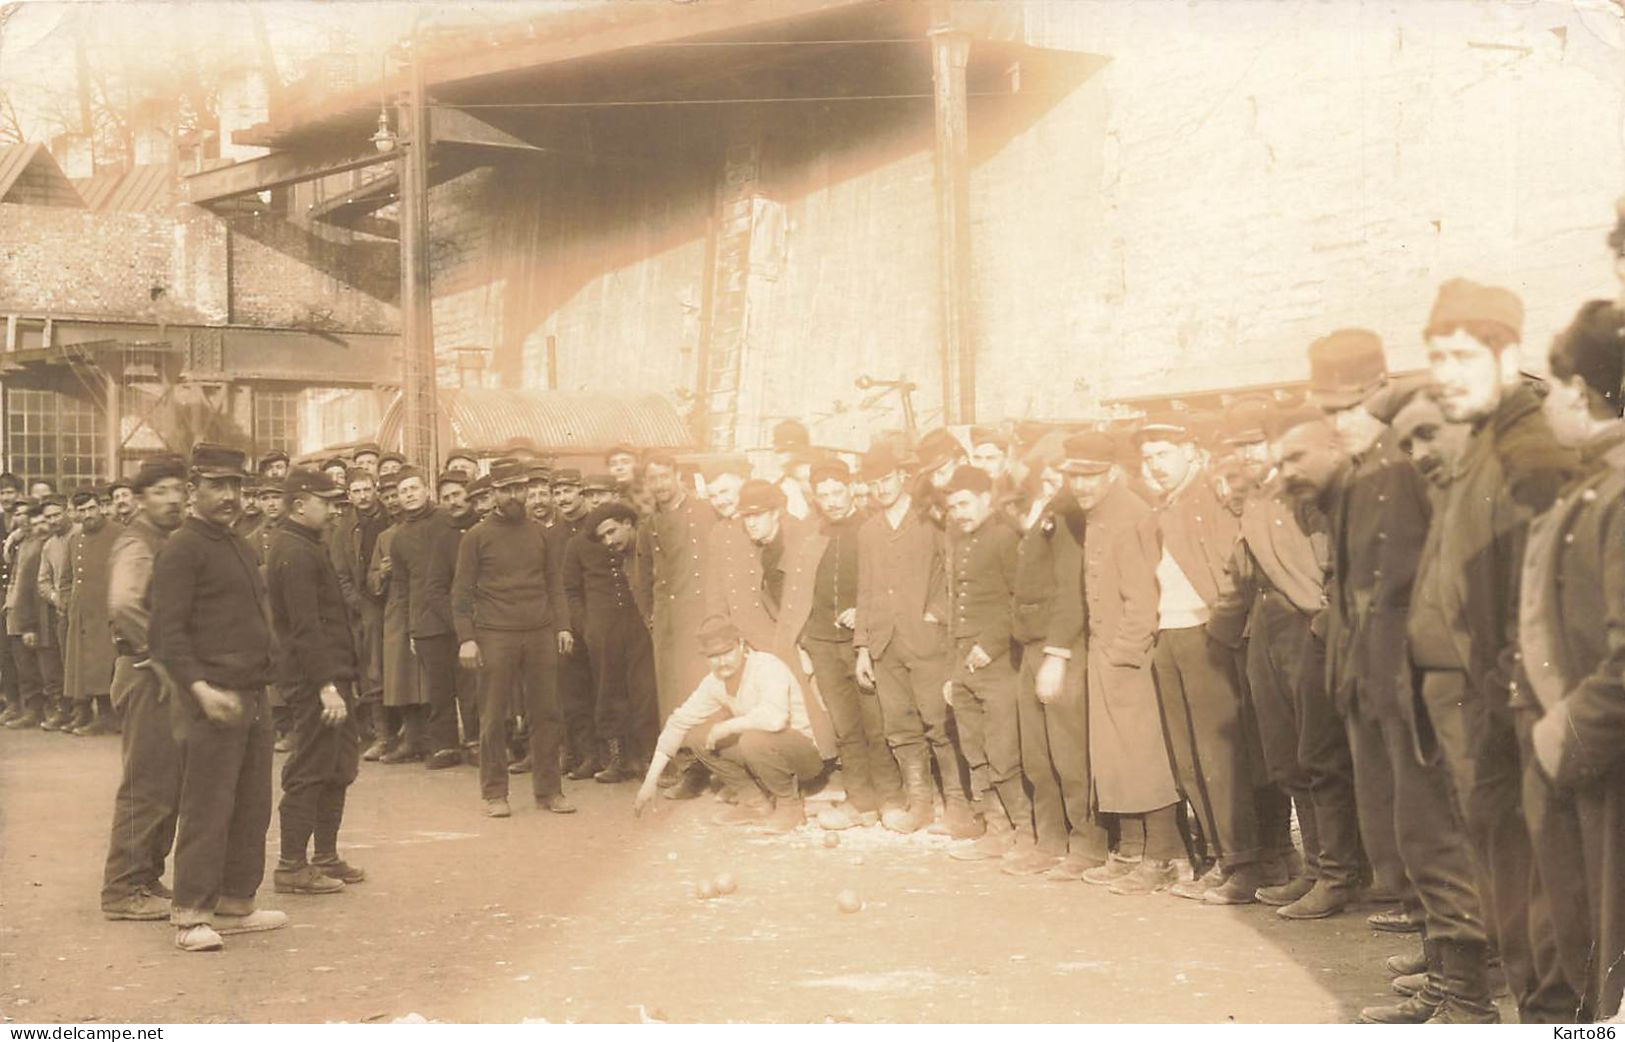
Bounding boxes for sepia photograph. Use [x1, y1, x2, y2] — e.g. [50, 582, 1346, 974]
[0, 0, 1623, 1027]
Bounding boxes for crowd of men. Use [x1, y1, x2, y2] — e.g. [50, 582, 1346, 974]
[2, 212, 1623, 1024]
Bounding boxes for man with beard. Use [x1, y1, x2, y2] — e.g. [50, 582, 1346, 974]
[940, 466, 1032, 863]
[1276, 352, 1491, 1024]
[151, 443, 286, 952]
[452, 461, 572, 818]
[776, 459, 901, 831]
[100, 454, 188, 921]
[4, 501, 49, 729]
[564, 501, 659, 782]
[392, 468, 479, 771]
[546, 469, 599, 779]
[109, 479, 136, 528]
[266, 469, 363, 895]
[635, 452, 717, 798]
[852, 445, 967, 836]
[1417, 280, 1580, 1023]
[633, 618, 823, 833]
[331, 468, 390, 758]
[62, 488, 119, 735]
[1207, 401, 1357, 912]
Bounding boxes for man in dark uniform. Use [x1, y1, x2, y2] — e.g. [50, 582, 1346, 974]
[1522, 299, 1625, 1021]
[546, 468, 599, 778]
[443, 448, 478, 480]
[266, 469, 364, 896]
[940, 466, 1033, 865]
[63, 488, 119, 734]
[35, 494, 71, 731]
[635, 452, 717, 797]
[564, 502, 659, 781]
[378, 452, 407, 480]
[1006, 446, 1101, 879]
[331, 468, 390, 757]
[371, 470, 424, 761]
[776, 459, 901, 831]
[452, 461, 573, 818]
[1278, 341, 1492, 1024]
[257, 451, 289, 483]
[1419, 280, 1580, 1023]
[233, 479, 264, 540]
[392, 468, 475, 771]
[100, 455, 187, 921]
[151, 444, 286, 952]
[353, 443, 382, 476]
[1208, 404, 1363, 911]
[852, 445, 965, 836]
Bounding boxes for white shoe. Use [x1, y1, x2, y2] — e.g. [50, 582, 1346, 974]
[215, 909, 289, 935]
[175, 924, 224, 952]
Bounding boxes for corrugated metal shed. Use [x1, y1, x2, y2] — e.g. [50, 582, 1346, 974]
[71, 164, 175, 212]
[378, 387, 692, 455]
[0, 143, 83, 207]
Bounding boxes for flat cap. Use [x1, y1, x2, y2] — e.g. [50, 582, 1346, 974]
[771, 419, 811, 452]
[1425, 278, 1524, 343]
[584, 501, 639, 536]
[737, 479, 786, 516]
[914, 428, 965, 472]
[444, 446, 479, 465]
[489, 460, 529, 488]
[353, 442, 382, 457]
[552, 467, 583, 486]
[942, 465, 992, 496]
[255, 477, 285, 495]
[1058, 432, 1118, 475]
[1307, 329, 1388, 410]
[1391, 393, 1448, 443]
[257, 450, 289, 471]
[378, 451, 407, 467]
[190, 443, 249, 480]
[1220, 397, 1276, 446]
[808, 459, 852, 489]
[698, 616, 744, 656]
[133, 454, 187, 493]
[581, 473, 615, 493]
[70, 488, 98, 506]
[284, 468, 343, 500]
[1133, 410, 1194, 445]
[859, 444, 902, 481]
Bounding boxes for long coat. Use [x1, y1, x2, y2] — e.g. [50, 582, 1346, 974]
[1518, 436, 1625, 1018]
[369, 523, 422, 707]
[766, 523, 848, 758]
[1083, 480, 1179, 813]
[63, 523, 117, 699]
[331, 504, 389, 697]
[634, 494, 715, 719]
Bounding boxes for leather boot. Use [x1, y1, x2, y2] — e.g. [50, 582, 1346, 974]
[5, 698, 42, 729]
[1276, 877, 1356, 920]
[594, 738, 635, 783]
[0, 701, 21, 726]
[882, 748, 935, 834]
[950, 809, 1012, 861]
[1424, 939, 1500, 1024]
[1360, 940, 1444, 1023]
[1386, 948, 1427, 977]
[938, 793, 984, 840]
[40, 699, 72, 731]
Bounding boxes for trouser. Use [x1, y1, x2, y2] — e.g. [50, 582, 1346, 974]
[690, 711, 823, 801]
[557, 635, 597, 763]
[1421, 670, 1577, 1022]
[805, 638, 900, 813]
[100, 667, 180, 904]
[9, 635, 42, 708]
[37, 638, 62, 704]
[586, 608, 659, 762]
[1520, 708, 1597, 1023]
[1296, 632, 1363, 888]
[950, 639, 1030, 834]
[1152, 626, 1260, 868]
[278, 681, 361, 865]
[1110, 804, 1187, 862]
[454, 660, 480, 745]
[413, 633, 462, 754]
[1343, 689, 1485, 944]
[475, 627, 561, 801]
[0, 627, 16, 706]
[168, 684, 274, 927]
[1244, 597, 1326, 872]
[1017, 641, 1106, 859]
[872, 639, 965, 802]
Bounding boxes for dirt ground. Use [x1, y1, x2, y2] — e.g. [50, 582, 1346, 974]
[2, 727, 1464, 1024]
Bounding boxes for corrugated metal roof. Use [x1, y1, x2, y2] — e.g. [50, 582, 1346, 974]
[378, 387, 693, 455]
[70, 164, 174, 212]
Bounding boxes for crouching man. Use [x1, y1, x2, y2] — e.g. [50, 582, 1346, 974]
[633, 617, 822, 833]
